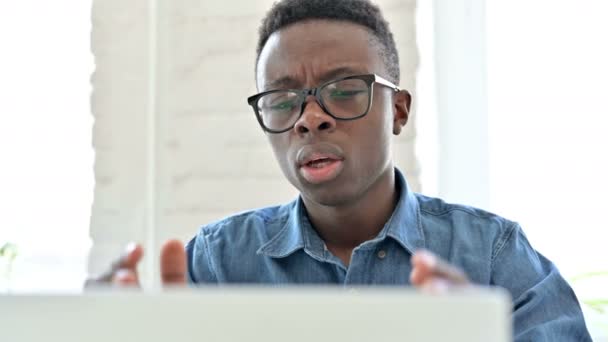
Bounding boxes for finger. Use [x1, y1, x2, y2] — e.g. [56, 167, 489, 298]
[112, 242, 144, 270]
[95, 243, 144, 283]
[160, 239, 187, 286]
[419, 278, 450, 294]
[410, 250, 436, 285]
[411, 249, 469, 285]
[430, 257, 469, 285]
[112, 269, 139, 287]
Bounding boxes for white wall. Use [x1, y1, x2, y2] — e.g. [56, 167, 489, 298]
[433, 0, 489, 209]
[486, 2, 608, 338]
[487, 0, 608, 279]
[88, 0, 153, 283]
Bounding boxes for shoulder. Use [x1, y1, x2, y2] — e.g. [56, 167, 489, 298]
[414, 193, 519, 261]
[186, 200, 297, 283]
[416, 193, 516, 228]
[416, 193, 509, 220]
[194, 201, 295, 248]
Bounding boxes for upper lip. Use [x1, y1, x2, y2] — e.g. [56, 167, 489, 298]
[296, 142, 345, 167]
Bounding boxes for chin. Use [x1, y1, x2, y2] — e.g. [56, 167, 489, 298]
[300, 185, 360, 207]
[287, 167, 365, 207]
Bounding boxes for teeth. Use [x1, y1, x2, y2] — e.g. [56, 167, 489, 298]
[308, 159, 332, 168]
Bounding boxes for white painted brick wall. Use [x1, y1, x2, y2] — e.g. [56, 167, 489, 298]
[89, 0, 151, 275]
[89, 0, 420, 283]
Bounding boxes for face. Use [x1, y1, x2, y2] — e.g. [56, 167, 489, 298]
[256, 20, 410, 207]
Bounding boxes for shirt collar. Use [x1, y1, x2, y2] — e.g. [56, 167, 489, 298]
[257, 168, 425, 258]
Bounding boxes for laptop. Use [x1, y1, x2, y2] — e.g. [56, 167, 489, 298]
[0, 287, 511, 342]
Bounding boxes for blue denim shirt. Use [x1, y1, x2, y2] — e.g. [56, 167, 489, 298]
[187, 169, 590, 341]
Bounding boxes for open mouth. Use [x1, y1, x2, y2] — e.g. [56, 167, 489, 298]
[296, 143, 346, 185]
[305, 157, 337, 168]
[299, 158, 344, 184]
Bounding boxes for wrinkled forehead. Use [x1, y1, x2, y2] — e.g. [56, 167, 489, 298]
[256, 20, 387, 90]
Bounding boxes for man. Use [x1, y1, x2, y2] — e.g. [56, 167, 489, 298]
[90, 0, 591, 340]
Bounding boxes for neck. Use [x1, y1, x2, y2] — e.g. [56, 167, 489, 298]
[302, 168, 399, 251]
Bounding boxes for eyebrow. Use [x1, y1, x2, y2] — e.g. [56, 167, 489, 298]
[264, 67, 365, 90]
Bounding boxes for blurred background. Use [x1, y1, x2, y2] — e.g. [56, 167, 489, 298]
[0, 0, 606, 338]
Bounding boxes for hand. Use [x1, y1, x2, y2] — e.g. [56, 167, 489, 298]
[85, 239, 187, 288]
[409, 249, 470, 293]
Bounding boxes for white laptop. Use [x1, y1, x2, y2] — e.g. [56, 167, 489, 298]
[0, 287, 511, 342]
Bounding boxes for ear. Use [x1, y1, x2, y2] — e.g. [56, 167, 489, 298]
[392, 90, 411, 135]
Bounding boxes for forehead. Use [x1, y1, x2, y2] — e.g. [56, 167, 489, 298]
[256, 20, 386, 89]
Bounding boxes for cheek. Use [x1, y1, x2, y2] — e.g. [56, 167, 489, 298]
[366, 91, 394, 144]
[356, 94, 394, 164]
[376, 90, 396, 132]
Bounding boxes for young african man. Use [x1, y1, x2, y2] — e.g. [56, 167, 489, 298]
[91, 1, 591, 340]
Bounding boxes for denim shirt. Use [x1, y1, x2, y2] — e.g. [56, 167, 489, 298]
[187, 169, 591, 341]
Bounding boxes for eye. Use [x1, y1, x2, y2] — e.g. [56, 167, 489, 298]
[259, 91, 300, 112]
[329, 89, 367, 99]
[269, 99, 297, 111]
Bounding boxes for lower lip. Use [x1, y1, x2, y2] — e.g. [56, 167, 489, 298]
[299, 160, 344, 184]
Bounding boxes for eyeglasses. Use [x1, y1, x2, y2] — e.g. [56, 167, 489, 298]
[247, 74, 404, 134]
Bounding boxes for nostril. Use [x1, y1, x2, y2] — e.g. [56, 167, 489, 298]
[297, 125, 309, 134]
[318, 122, 331, 130]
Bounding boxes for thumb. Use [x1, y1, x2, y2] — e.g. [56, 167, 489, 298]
[160, 239, 187, 286]
[409, 249, 435, 285]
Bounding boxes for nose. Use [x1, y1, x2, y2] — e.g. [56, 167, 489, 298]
[293, 96, 337, 136]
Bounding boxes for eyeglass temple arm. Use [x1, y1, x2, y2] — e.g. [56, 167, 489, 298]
[374, 75, 401, 92]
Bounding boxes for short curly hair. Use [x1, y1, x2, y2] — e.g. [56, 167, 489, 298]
[256, 0, 400, 84]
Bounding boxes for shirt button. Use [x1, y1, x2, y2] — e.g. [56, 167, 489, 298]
[377, 250, 387, 259]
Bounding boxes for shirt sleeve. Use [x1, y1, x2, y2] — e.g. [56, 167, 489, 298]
[490, 222, 592, 341]
[186, 228, 219, 284]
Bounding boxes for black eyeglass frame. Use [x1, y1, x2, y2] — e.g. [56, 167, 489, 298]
[247, 74, 404, 134]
